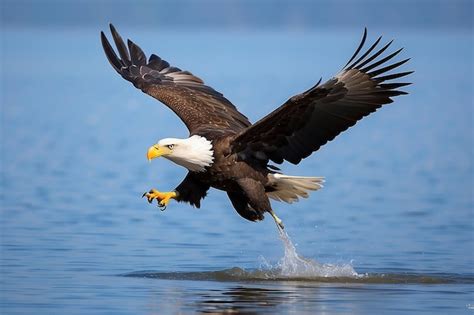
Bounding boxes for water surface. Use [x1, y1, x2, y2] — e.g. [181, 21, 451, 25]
[1, 29, 473, 314]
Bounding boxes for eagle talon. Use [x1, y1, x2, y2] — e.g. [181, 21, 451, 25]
[142, 189, 177, 209]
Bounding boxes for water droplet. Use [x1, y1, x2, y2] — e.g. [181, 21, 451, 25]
[269, 226, 360, 278]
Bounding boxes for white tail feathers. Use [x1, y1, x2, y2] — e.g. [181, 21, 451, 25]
[267, 174, 325, 204]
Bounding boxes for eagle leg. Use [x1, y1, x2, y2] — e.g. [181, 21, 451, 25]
[269, 209, 285, 230]
[232, 178, 285, 229]
[142, 189, 177, 210]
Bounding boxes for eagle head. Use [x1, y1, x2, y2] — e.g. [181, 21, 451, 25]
[147, 135, 214, 172]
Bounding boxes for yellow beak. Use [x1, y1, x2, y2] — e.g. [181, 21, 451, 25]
[147, 145, 167, 161]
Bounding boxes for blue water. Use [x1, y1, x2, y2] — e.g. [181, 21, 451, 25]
[1, 28, 473, 314]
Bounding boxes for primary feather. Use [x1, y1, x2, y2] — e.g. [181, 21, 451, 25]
[101, 24, 250, 135]
[231, 28, 412, 165]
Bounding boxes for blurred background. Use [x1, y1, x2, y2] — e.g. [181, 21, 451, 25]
[1, 0, 473, 314]
[2, 0, 472, 30]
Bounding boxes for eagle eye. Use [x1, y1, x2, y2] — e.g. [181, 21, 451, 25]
[167, 144, 174, 150]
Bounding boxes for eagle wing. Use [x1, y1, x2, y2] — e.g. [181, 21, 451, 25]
[101, 24, 251, 135]
[231, 29, 412, 165]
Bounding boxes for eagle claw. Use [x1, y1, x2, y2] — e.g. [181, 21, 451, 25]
[142, 189, 177, 210]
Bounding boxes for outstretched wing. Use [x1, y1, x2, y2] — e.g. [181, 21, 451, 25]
[231, 29, 412, 165]
[101, 24, 251, 135]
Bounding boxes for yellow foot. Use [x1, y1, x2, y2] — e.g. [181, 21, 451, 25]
[142, 189, 177, 210]
[269, 210, 284, 230]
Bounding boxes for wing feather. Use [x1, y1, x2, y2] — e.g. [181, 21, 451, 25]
[231, 29, 412, 165]
[101, 24, 250, 134]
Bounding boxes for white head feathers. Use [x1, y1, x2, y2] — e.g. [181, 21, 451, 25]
[157, 135, 214, 172]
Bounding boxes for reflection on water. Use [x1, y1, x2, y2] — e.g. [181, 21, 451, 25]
[140, 276, 474, 315]
[196, 286, 291, 315]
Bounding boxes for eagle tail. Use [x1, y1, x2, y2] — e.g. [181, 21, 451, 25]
[266, 174, 324, 204]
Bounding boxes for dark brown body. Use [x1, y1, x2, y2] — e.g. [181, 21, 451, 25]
[177, 133, 274, 222]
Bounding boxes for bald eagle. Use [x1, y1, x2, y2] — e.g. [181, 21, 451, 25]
[101, 25, 411, 229]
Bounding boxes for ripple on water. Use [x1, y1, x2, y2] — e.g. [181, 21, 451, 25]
[121, 267, 474, 284]
[121, 226, 474, 284]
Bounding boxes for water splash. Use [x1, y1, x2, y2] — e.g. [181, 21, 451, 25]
[261, 225, 360, 278]
[123, 225, 472, 283]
